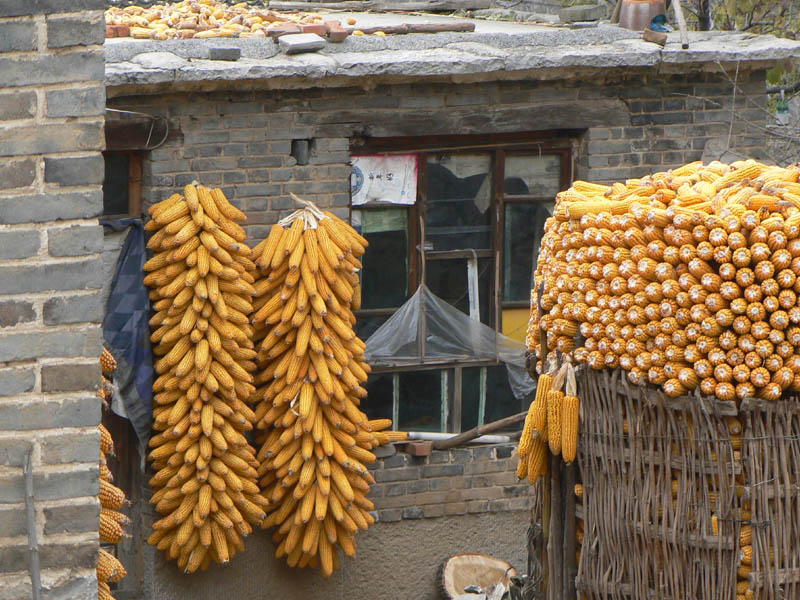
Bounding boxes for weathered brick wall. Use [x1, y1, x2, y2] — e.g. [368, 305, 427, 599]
[0, 1, 106, 598]
[368, 444, 531, 522]
[108, 68, 768, 242]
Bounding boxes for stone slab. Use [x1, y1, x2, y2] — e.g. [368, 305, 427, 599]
[278, 33, 327, 55]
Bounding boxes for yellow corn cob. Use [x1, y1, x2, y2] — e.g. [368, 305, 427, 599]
[561, 394, 580, 464]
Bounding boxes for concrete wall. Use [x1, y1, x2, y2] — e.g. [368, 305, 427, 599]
[0, 1, 106, 598]
[108, 68, 768, 242]
[147, 510, 530, 600]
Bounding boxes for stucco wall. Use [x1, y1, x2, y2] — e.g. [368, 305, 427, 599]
[146, 510, 531, 600]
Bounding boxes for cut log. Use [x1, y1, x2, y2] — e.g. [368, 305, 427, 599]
[438, 553, 518, 600]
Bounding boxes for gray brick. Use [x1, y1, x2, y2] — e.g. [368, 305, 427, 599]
[0, 544, 27, 574]
[452, 448, 472, 462]
[44, 154, 104, 187]
[423, 504, 445, 518]
[0, 300, 36, 327]
[0, 506, 27, 537]
[39, 540, 98, 571]
[0, 122, 103, 157]
[422, 464, 464, 478]
[47, 14, 104, 48]
[444, 502, 467, 516]
[43, 574, 98, 600]
[0, 367, 35, 396]
[0, 397, 99, 432]
[385, 482, 406, 497]
[41, 363, 99, 393]
[0, 258, 102, 295]
[373, 467, 419, 483]
[467, 500, 489, 513]
[0, 466, 97, 503]
[238, 156, 283, 169]
[47, 225, 104, 257]
[465, 461, 506, 475]
[0, 438, 33, 467]
[235, 183, 282, 197]
[45, 86, 104, 118]
[0, 91, 36, 120]
[382, 453, 408, 468]
[0, 327, 101, 363]
[446, 94, 489, 107]
[377, 508, 402, 522]
[407, 479, 429, 494]
[428, 477, 452, 491]
[43, 501, 100, 535]
[495, 445, 515, 459]
[472, 446, 496, 460]
[43, 292, 102, 326]
[0, 0, 104, 17]
[40, 430, 101, 464]
[191, 157, 236, 171]
[0, 157, 36, 190]
[0, 230, 40, 260]
[402, 506, 423, 520]
[0, 21, 37, 53]
[0, 51, 103, 89]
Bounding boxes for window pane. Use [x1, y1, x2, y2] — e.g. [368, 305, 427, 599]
[426, 257, 491, 325]
[354, 208, 408, 309]
[504, 154, 562, 197]
[503, 202, 553, 302]
[363, 373, 394, 422]
[426, 153, 492, 250]
[484, 366, 524, 426]
[103, 154, 130, 216]
[354, 314, 390, 343]
[461, 367, 482, 431]
[398, 370, 442, 431]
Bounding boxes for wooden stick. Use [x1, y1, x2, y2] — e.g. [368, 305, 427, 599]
[610, 0, 622, 24]
[432, 411, 528, 450]
[672, 0, 689, 49]
[548, 454, 563, 600]
[344, 22, 476, 35]
[563, 462, 578, 600]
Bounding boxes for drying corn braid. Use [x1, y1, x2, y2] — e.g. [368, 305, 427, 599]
[251, 197, 394, 577]
[144, 184, 267, 573]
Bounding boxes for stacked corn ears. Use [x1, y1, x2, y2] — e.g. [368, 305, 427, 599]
[143, 184, 269, 572]
[250, 198, 401, 577]
[527, 160, 800, 402]
[97, 424, 129, 600]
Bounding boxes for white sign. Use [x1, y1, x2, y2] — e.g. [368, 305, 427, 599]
[351, 154, 417, 206]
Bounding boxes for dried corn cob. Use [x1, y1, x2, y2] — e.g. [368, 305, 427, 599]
[251, 197, 389, 577]
[144, 184, 266, 572]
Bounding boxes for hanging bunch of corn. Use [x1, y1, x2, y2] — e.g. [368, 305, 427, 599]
[97, 423, 128, 600]
[99, 347, 117, 404]
[526, 159, 800, 403]
[249, 197, 397, 577]
[143, 184, 269, 572]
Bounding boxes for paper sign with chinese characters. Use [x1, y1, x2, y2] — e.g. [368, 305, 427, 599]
[350, 154, 418, 206]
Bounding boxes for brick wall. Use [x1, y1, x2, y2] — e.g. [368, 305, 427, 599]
[108, 67, 768, 242]
[368, 444, 530, 523]
[0, 1, 105, 598]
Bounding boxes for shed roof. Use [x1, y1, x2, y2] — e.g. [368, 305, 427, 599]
[105, 14, 800, 96]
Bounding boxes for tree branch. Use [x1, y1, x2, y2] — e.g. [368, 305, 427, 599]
[767, 80, 800, 95]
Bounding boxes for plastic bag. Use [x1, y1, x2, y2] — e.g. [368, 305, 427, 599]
[365, 285, 535, 399]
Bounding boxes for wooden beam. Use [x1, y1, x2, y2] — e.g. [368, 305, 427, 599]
[104, 114, 178, 152]
[269, 0, 492, 11]
[432, 410, 528, 450]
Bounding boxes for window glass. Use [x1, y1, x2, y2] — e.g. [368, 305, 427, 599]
[398, 370, 442, 431]
[483, 365, 524, 425]
[354, 314, 390, 343]
[103, 154, 130, 216]
[504, 153, 562, 197]
[426, 257, 492, 325]
[461, 367, 482, 431]
[363, 373, 394, 422]
[354, 208, 409, 310]
[503, 202, 553, 302]
[426, 153, 492, 250]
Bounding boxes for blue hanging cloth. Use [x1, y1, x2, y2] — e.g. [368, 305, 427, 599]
[101, 218, 153, 448]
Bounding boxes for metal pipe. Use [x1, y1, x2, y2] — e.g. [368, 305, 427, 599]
[24, 447, 42, 600]
[405, 431, 513, 444]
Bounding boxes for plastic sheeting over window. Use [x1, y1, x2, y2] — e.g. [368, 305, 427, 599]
[364, 285, 535, 400]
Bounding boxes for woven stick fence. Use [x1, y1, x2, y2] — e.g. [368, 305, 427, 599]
[573, 367, 800, 600]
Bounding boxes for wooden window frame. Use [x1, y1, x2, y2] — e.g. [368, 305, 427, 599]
[351, 132, 574, 432]
[102, 151, 143, 219]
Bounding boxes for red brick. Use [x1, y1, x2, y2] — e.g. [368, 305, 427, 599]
[105, 25, 116, 38]
[267, 23, 302, 38]
[402, 440, 433, 457]
[301, 23, 329, 36]
[326, 22, 350, 43]
[114, 25, 129, 37]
